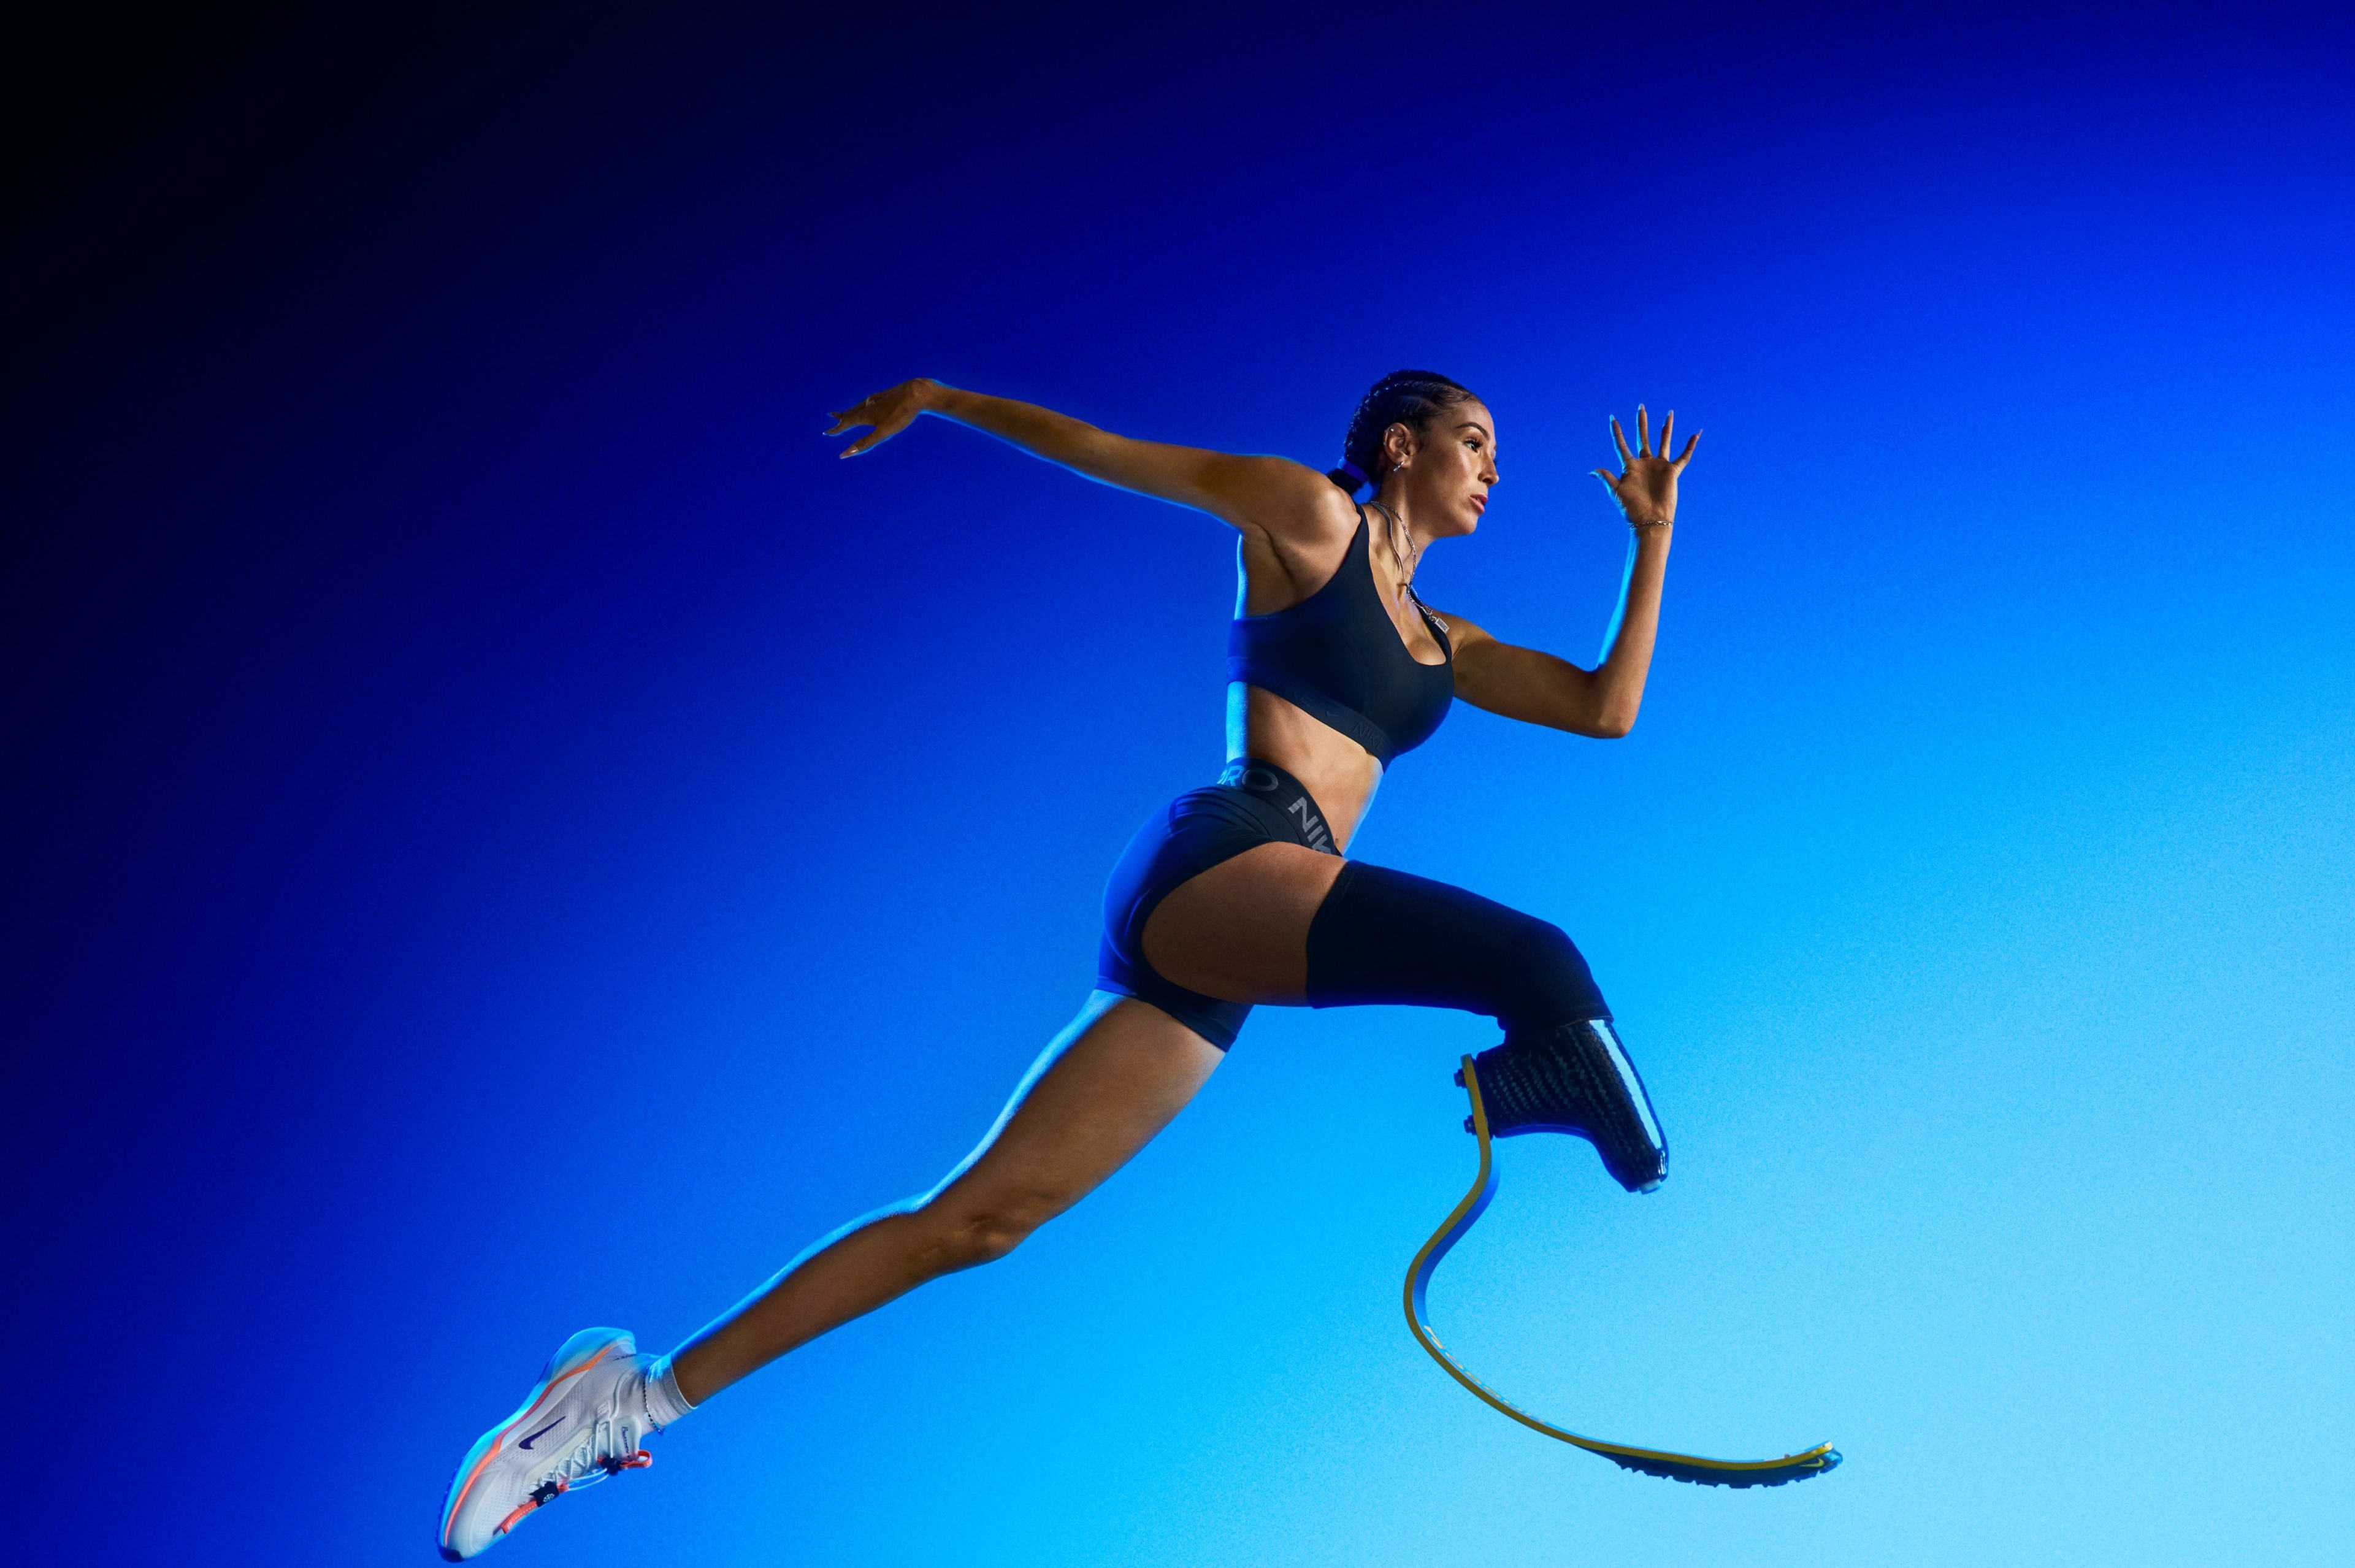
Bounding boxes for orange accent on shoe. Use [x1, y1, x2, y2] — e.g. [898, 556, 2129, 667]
[486, 1451, 648, 1538]
[494, 1478, 567, 1537]
[442, 1342, 625, 1539]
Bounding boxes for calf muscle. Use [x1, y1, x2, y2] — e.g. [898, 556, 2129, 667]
[668, 995, 1221, 1404]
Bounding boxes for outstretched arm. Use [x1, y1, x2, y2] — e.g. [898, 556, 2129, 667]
[824, 377, 1341, 537]
[1444, 406, 1697, 740]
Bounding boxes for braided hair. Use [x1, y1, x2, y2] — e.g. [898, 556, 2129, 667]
[1325, 370, 1478, 494]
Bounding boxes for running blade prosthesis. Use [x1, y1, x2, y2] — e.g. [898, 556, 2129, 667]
[1404, 1054, 1841, 1489]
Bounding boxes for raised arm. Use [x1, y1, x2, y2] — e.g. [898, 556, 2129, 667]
[824, 377, 1343, 538]
[1444, 405, 1697, 740]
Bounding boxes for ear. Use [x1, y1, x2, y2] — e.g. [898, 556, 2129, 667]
[1380, 420, 1419, 469]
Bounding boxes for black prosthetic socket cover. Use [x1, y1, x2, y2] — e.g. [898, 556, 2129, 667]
[1304, 862, 1608, 1034]
[1472, 1020, 1669, 1193]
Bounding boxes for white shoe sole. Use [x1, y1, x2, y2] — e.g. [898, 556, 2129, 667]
[439, 1327, 638, 1560]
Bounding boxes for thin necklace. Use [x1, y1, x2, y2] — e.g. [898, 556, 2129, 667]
[1365, 497, 1446, 632]
[1365, 498, 1422, 590]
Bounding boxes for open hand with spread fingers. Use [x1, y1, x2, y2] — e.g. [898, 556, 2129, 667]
[1591, 404, 1699, 526]
[825, 378, 943, 457]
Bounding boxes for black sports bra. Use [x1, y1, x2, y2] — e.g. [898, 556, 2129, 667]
[1227, 508, 1455, 765]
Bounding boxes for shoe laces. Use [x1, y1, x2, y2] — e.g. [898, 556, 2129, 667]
[554, 1412, 653, 1488]
[493, 1410, 654, 1537]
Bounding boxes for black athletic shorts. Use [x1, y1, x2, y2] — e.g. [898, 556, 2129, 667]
[1097, 757, 1338, 1049]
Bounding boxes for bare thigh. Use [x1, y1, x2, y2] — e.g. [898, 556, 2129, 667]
[1140, 841, 1347, 1005]
[668, 991, 1222, 1400]
[922, 990, 1228, 1241]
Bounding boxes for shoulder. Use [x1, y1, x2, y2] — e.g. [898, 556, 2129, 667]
[1195, 454, 1359, 537]
[1231, 471, 1363, 609]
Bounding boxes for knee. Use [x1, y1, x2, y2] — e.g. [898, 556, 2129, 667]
[1495, 916, 1605, 1031]
[1499, 913, 1574, 969]
[921, 1195, 1054, 1271]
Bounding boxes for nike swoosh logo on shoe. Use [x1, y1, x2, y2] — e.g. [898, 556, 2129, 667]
[516, 1418, 564, 1450]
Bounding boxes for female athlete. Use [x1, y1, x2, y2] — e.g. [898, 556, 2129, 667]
[439, 369, 1698, 1558]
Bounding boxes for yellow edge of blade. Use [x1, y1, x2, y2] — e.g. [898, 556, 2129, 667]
[1403, 1054, 1837, 1477]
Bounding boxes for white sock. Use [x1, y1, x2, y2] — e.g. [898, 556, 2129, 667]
[641, 1353, 697, 1429]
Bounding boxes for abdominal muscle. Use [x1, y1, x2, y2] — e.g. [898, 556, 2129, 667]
[1225, 682, 1383, 853]
[1135, 685, 1376, 1005]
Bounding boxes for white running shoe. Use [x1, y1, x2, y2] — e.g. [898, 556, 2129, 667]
[439, 1327, 664, 1560]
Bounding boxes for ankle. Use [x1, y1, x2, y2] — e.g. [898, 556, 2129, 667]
[643, 1352, 699, 1428]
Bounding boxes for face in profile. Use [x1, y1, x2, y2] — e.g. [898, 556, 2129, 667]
[1392, 400, 1497, 535]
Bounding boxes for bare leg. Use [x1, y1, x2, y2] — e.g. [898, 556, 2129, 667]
[667, 842, 1344, 1405]
[668, 991, 1222, 1404]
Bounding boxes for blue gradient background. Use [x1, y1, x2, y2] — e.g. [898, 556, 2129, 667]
[7, 5, 2349, 1564]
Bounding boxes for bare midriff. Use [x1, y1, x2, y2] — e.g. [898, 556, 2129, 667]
[1225, 683, 1388, 852]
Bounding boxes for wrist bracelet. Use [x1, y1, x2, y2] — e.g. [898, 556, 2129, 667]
[1630, 516, 1672, 529]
